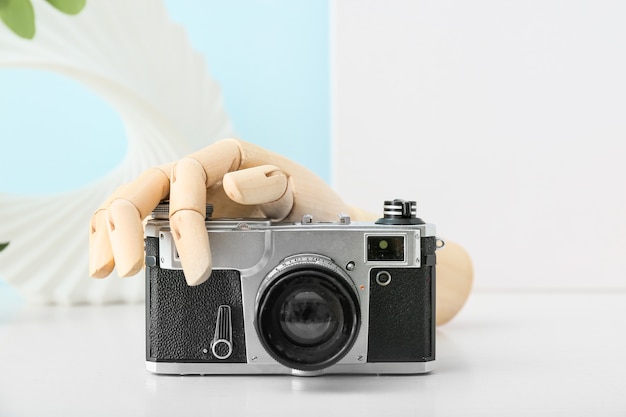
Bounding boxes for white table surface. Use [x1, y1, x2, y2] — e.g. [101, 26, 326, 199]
[1, 289, 625, 417]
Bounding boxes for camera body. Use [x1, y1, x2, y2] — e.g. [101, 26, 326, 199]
[145, 199, 438, 376]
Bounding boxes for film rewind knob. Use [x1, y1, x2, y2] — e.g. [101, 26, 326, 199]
[211, 305, 233, 360]
[375, 199, 425, 225]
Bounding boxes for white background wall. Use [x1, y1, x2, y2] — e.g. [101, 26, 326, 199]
[332, 0, 626, 290]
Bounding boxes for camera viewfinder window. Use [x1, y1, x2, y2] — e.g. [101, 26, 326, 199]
[367, 236, 404, 261]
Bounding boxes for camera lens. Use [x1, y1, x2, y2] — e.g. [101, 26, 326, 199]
[280, 290, 339, 346]
[256, 255, 360, 372]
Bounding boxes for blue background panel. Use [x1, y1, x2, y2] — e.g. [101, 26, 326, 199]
[163, 0, 331, 179]
[0, 0, 330, 196]
[0, 68, 127, 195]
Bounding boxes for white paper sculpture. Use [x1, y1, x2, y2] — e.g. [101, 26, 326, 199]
[0, 0, 234, 303]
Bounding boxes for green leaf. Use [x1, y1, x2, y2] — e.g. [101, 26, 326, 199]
[45, 0, 85, 15]
[0, 242, 9, 252]
[0, 0, 35, 39]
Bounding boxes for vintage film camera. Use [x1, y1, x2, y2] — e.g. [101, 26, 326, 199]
[145, 199, 440, 376]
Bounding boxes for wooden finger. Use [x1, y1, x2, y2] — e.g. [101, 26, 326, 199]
[169, 158, 212, 285]
[115, 165, 172, 218]
[107, 199, 145, 277]
[222, 164, 294, 220]
[88, 166, 171, 278]
[222, 165, 288, 205]
[169, 158, 207, 216]
[89, 210, 114, 278]
[257, 177, 294, 221]
[186, 139, 242, 187]
[226, 139, 353, 222]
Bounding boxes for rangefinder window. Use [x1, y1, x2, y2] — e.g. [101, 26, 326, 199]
[367, 235, 405, 261]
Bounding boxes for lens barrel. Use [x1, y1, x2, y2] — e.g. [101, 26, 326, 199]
[255, 255, 360, 372]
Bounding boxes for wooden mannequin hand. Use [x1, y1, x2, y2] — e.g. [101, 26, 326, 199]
[89, 139, 353, 286]
[89, 138, 472, 325]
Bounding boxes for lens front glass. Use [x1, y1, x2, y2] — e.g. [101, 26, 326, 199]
[279, 288, 341, 346]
